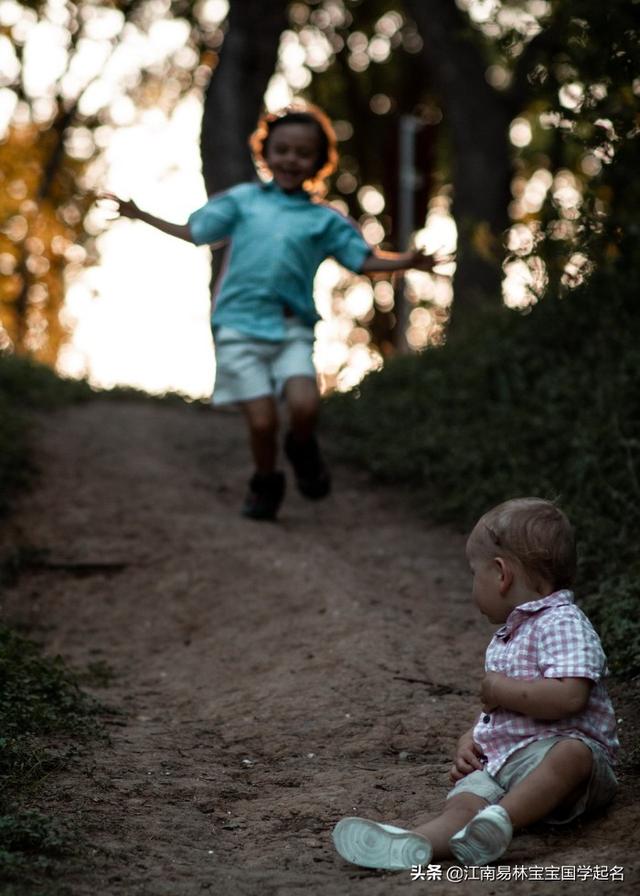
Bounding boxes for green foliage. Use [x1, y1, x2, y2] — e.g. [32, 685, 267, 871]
[0, 810, 74, 894]
[504, 1, 640, 292]
[325, 263, 640, 676]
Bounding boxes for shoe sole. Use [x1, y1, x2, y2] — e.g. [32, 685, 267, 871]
[332, 817, 432, 870]
[449, 810, 511, 866]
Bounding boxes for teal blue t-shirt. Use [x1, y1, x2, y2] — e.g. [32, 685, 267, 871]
[188, 181, 372, 341]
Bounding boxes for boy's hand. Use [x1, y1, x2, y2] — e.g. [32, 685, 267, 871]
[480, 671, 508, 713]
[406, 248, 455, 272]
[98, 192, 142, 220]
[97, 194, 193, 243]
[449, 730, 486, 783]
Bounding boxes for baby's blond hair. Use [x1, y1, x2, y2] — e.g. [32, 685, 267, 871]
[474, 497, 576, 591]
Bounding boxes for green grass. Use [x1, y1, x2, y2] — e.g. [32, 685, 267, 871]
[0, 627, 101, 771]
[0, 811, 75, 895]
[325, 263, 640, 676]
[0, 624, 104, 892]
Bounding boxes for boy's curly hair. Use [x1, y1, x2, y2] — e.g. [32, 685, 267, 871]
[249, 102, 339, 196]
[476, 497, 576, 591]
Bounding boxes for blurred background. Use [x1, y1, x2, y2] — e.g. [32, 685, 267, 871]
[0, 0, 637, 397]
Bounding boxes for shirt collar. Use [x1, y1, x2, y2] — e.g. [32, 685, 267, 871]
[259, 179, 311, 202]
[495, 589, 575, 640]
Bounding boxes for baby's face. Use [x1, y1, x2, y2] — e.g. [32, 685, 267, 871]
[264, 123, 321, 192]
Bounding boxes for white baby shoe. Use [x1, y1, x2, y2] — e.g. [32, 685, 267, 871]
[449, 804, 513, 866]
[332, 816, 432, 870]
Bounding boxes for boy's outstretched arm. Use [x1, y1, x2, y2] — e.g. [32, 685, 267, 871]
[360, 247, 452, 274]
[481, 672, 592, 721]
[99, 193, 194, 243]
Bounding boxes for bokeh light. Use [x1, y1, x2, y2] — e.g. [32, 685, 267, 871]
[509, 117, 532, 147]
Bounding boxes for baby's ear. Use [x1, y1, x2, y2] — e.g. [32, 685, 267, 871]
[495, 556, 513, 595]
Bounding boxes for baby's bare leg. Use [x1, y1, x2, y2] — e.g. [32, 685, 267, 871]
[499, 739, 593, 828]
[412, 792, 488, 858]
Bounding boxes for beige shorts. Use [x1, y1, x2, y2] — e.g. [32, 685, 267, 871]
[447, 736, 617, 824]
[212, 318, 316, 405]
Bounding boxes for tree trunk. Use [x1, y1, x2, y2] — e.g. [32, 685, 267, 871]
[200, 0, 288, 196]
[405, 0, 513, 328]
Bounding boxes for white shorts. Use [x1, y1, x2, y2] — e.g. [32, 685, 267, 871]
[447, 735, 617, 824]
[212, 318, 316, 406]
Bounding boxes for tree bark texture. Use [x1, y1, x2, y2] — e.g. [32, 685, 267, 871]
[200, 0, 288, 196]
[405, 0, 513, 324]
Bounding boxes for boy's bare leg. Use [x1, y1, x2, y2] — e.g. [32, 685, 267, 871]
[412, 792, 488, 858]
[240, 396, 279, 473]
[284, 376, 320, 441]
[498, 738, 593, 828]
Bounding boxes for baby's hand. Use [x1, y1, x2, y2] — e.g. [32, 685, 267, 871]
[98, 192, 141, 220]
[449, 732, 486, 783]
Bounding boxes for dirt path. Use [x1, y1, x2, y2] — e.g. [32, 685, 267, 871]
[3, 401, 639, 895]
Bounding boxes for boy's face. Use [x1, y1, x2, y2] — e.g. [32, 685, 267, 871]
[466, 530, 510, 625]
[264, 123, 321, 192]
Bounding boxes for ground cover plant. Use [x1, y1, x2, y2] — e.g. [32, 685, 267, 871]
[325, 263, 640, 677]
[0, 624, 103, 893]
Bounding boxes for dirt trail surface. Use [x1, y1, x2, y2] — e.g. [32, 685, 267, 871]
[3, 400, 639, 895]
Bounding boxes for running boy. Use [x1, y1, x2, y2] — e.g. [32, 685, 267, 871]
[102, 104, 446, 520]
[332, 497, 618, 869]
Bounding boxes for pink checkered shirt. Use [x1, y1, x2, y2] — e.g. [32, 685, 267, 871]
[473, 590, 619, 776]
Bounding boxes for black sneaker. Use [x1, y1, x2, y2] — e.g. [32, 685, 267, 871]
[241, 471, 286, 521]
[284, 432, 331, 500]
